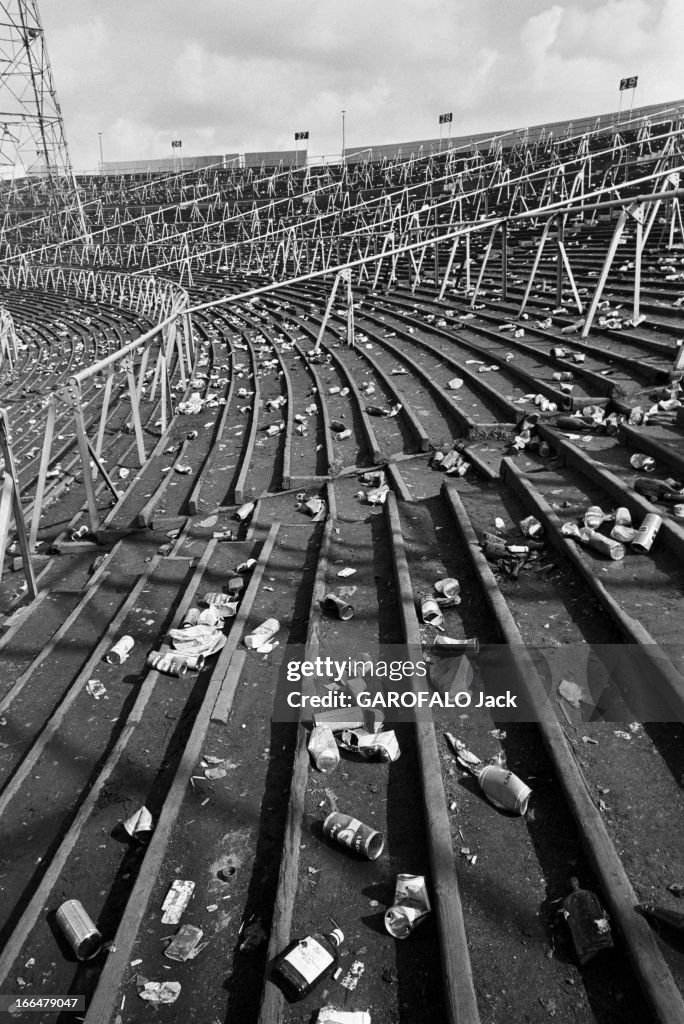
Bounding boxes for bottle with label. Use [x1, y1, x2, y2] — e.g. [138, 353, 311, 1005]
[562, 877, 613, 964]
[271, 927, 344, 1001]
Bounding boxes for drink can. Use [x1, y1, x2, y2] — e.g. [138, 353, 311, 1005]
[384, 874, 431, 938]
[478, 766, 532, 815]
[630, 453, 655, 472]
[55, 900, 102, 960]
[105, 635, 134, 665]
[71, 525, 89, 540]
[610, 524, 636, 543]
[146, 651, 188, 676]
[244, 618, 280, 649]
[323, 594, 354, 620]
[583, 531, 625, 560]
[323, 811, 385, 860]
[420, 597, 444, 628]
[235, 501, 255, 521]
[631, 513, 662, 552]
[538, 441, 551, 457]
[583, 505, 604, 529]
[336, 429, 352, 440]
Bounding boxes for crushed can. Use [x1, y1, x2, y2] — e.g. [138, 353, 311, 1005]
[583, 505, 605, 529]
[204, 593, 238, 616]
[433, 577, 461, 606]
[420, 597, 444, 628]
[244, 618, 279, 649]
[323, 811, 385, 860]
[630, 453, 655, 472]
[520, 515, 543, 538]
[614, 507, 632, 526]
[55, 900, 103, 960]
[385, 874, 431, 938]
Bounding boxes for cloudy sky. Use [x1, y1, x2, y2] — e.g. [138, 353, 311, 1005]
[40, 0, 684, 170]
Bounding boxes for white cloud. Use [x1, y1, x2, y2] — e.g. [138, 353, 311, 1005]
[34, 0, 684, 170]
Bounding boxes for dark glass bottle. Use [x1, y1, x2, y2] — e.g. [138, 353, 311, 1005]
[634, 477, 684, 503]
[562, 877, 614, 964]
[271, 927, 344, 1002]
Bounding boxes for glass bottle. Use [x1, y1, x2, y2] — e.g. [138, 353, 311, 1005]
[271, 927, 344, 1001]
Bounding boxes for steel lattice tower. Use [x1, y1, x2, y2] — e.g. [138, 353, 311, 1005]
[0, 0, 88, 240]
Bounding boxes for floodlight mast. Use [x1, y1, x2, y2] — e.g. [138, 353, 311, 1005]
[0, 0, 89, 242]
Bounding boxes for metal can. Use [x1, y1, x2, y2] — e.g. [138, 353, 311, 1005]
[55, 900, 102, 960]
[146, 651, 188, 676]
[478, 766, 532, 815]
[583, 505, 604, 529]
[323, 811, 385, 860]
[631, 513, 662, 553]
[244, 618, 280, 650]
[630, 453, 655, 472]
[235, 502, 255, 521]
[105, 635, 134, 665]
[384, 875, 431, 938]
[420, 597, 444, 628]
[323, 594, 354, 620]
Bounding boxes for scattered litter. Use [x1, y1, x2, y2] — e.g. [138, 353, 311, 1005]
[667, 884, 684, 897]
[164, 924, 205, 962]
[613, 730, 632, 741]
[86, 679, 107, 700]
[123, 806, 153, 838]
[161, 880, 195, 925]
[558, 679, 585, 709]
[316, 1009, 371, 1024]
[137, 980, 181, 1004]
[339, 960, 365, 991]
[385, 874, 431, 938]
[337, 567, 356, 577]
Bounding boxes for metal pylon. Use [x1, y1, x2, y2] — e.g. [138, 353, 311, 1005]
[0, 0, 89, 240]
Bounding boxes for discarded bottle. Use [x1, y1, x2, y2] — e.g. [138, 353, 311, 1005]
[308, 725, 340, 772]
[271, 927, 344, 1001]
[562, 878, 614, 964]
[55, 900, 103, 960]
[634, 477, 684, 504]
[637, 904, 684, 935]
